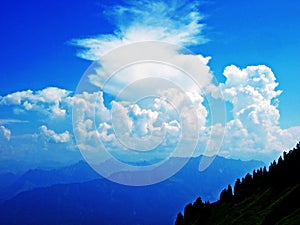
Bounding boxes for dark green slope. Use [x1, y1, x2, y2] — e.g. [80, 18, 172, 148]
[175, 142, 300, 225]
[203, 184, 300, 225]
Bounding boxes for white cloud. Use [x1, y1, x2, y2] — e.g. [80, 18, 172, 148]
[39, 125, 70, 143]
[0, 125, 11, 141]
[88, 47, 214, 100]
[221, 65, 282, 108]
[0, 87, 71, 118]
[71, 86, 203, 162]
[71, 0, 213, 102]
[213, 65, 300, 159]
[71, 91, 110, 123]
[0, 119, 28, 125]
[0, 73, 299, 162]
[72, 0, 207, 59]
[69, 0, 215, 163]
[221, 65, 281, 129]
[128, 104, 159, 136]
[1, 0, 299, 165]
[71, 91, 119, 154]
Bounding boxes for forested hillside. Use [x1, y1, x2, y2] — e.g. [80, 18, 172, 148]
[175, 142, 300, 225]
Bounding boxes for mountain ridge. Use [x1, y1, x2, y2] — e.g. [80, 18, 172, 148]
[0, 155, 264, 225]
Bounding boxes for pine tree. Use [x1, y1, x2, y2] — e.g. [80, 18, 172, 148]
[175, 213, 184, 225]
[234, 178, 241, 202]
[227, 184, 233, 202]
[183, 203, 194, 224]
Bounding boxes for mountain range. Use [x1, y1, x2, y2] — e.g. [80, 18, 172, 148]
[0, 155, 264, 225]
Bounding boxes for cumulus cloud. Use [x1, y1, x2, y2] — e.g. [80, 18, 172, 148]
[127, 104, 159, 136]
[71, 91, 110, 123]
[69, 0, 215, 163]
[71, 83, 204, 164]
[72, 91, 181, 154]
[72, 91, 120, 154]
[82, 44, 214, 102]
[213, 65, 300, 159]
[69, 0, 300, 162]
[1, 63, 297, 162]
[71, 0, 213, 104]
[0, 87, 71, 118]
[220, 65, 281, 126]
[0, 125, 11, 141]
[39, 125, 70, 143]
[0, 1, 299, 165]
[110, 100, 172, 151]
[72, 0, 207, 59]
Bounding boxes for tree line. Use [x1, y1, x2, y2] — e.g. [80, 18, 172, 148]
[175, 142, 300, 225]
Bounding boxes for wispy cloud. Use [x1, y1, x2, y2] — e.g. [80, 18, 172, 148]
[0, 125, 11, 141]
[0, 119, 28, 125]
[72, 0, 208, 60]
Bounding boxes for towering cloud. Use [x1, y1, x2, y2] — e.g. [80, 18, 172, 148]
[216, 65, 299, 160]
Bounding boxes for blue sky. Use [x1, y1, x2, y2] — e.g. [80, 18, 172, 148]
[0, 0, 299, 170]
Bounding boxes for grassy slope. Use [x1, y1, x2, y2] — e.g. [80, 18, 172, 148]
[193, 184, 300, 225]
[276, 208, 300, 225]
